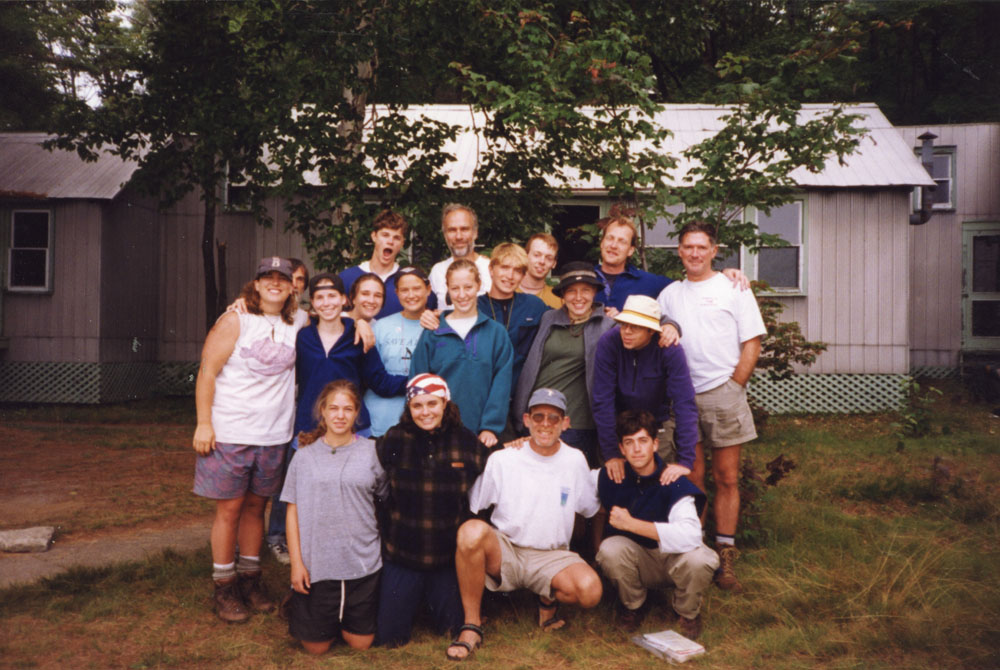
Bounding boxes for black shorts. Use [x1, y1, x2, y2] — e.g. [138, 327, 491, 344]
[288, 571, 380, 641]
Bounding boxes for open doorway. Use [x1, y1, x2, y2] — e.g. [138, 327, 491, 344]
[550, 204, 602, 267]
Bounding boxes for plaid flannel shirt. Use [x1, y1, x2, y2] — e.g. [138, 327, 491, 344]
[375, 423, 487, 569]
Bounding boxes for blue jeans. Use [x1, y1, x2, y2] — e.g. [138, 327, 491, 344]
[266, 438, 297, 545]
[375, 560, 463, 647]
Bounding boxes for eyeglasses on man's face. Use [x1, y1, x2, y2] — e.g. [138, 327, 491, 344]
[530, 412, 563, 425]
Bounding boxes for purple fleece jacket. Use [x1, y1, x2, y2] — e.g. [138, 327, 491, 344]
[591, 326, 698, 467]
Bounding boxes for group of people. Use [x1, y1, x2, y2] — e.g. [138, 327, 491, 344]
[191, 203, 766, 657]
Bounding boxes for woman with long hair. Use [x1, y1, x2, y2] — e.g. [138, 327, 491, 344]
[374, 374, 488, 647]
[365, 267, 432, 437]
[192, 257, 307, 623]
[409, 259, 513, 447]
[281, 380, 386, 654]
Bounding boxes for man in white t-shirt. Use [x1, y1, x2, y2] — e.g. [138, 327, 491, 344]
[657, 221, 766, 595]
[446, 388, 602, 660]
[428, 204, 492, 307]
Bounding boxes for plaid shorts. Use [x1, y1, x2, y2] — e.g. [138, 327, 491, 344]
[193, 442, 286, 500]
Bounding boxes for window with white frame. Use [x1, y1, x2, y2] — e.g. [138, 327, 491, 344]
[754, 201, 803, 292]
[914, 147, 955, 211]
[642, 202, 804, 292]
[8, 210, 52, 291]
[644, 209, 741, 272]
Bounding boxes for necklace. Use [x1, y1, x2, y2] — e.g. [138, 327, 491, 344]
[263, 313, 281, 340]
[568, 321, 586, 338]
[326, 434, 354, 455]
[488, 296, 514, 329]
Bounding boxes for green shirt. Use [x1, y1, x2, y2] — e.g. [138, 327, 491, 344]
[533, 324, 594, 430]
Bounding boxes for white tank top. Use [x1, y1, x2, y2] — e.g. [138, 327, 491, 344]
[212, 312, 300, 445]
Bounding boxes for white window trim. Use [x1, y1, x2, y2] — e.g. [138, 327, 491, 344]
[913, 146, 956, 212]
[7, 209, 53, 293]
[744, 200, 806, 296]
[641, 201, 806, 295]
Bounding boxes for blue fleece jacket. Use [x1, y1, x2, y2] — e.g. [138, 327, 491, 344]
[598, 455, 706, 549]
[477, 292, 549, 392]
[409, 311, 514, 436]
[593, 263, 672, 312]
[340, 265, 438, 319]
[591, 326, 698, 466]
[295, 318, 408, 435]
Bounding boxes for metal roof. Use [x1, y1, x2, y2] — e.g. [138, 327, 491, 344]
[0, 103, 931, 201]
[0, 133, 137, 200]
[341, 103, 934, 190]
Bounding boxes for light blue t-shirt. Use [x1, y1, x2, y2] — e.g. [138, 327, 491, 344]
[365, 312, 424, 436]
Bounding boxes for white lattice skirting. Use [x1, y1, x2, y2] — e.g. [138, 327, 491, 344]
[749, 373, 909, 413]
[0, 361, 158, 404]
[2, 362, 909, 413]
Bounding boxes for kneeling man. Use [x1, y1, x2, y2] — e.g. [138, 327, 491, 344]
[448, 388, 602, 660]
[597, 410, 718, 639]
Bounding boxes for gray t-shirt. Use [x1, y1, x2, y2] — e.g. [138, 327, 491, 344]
[280, 436, 388, 581]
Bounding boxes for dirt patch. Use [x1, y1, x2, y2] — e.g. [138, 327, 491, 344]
[0, 422, 212, 539]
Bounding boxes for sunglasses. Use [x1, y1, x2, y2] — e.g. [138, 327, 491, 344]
[529, 412, 563, 425]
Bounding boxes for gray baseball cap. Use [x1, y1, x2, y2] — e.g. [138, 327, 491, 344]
[256, 256, 294, 281]
[527, 388, 567, 412]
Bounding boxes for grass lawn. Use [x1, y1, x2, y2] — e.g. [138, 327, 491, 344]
[0, 383, 998, 669]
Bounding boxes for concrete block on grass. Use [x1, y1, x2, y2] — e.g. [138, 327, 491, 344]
[0, 526, 55, 553]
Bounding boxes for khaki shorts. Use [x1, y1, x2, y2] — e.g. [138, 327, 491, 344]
[485, 529, 585, 600]
[660, 378, 757, 455]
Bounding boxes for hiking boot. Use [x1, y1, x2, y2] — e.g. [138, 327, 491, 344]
[238, 570, 275, 613]
[677, 611, 703, 640]
[714, 546, 744, 593]
[269, 542, 291, 566]
[619, 603, 647, 632]
[213, 577, 251, 623]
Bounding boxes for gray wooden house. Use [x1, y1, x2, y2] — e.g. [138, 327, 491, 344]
[0, 133, 310, 402]
[2, 105, 962, 412]
[897, 123, 1000, 377]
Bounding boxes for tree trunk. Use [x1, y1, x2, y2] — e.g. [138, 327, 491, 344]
[216, 240, 228, 317]
[202, 196, 219, 330]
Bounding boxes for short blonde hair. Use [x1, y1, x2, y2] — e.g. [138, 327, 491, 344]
[489, 243, 528, 273]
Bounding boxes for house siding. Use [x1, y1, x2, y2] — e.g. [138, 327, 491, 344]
[779, 189, 912, 375]
[2, 199, 103, 362]
[898, 123, 1000, 368]
[157, 191, 312, 363]
[99, 189, 161, 363]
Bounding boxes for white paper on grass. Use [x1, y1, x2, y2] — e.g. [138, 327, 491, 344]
[631, 629, 706, 664]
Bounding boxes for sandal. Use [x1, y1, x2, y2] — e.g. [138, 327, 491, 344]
[446, 623, 484, 661]
[538, 594, 567, 632]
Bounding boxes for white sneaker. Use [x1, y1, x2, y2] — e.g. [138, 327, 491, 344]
[269, 542, 290, 565]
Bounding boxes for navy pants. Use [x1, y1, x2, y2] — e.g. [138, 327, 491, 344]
[375, 560, 463, 647]
[266, 440, 296, 545]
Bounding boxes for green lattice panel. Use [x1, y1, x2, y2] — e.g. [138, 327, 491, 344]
[749, 374, 908, 414]
[157, 362, 199, 396]
[0, 362, 101, 403]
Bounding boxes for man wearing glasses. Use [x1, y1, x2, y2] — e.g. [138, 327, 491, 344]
[445, 389, 602, 661]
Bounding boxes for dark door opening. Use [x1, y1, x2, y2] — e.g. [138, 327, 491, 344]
[550, 204, 602, 268]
